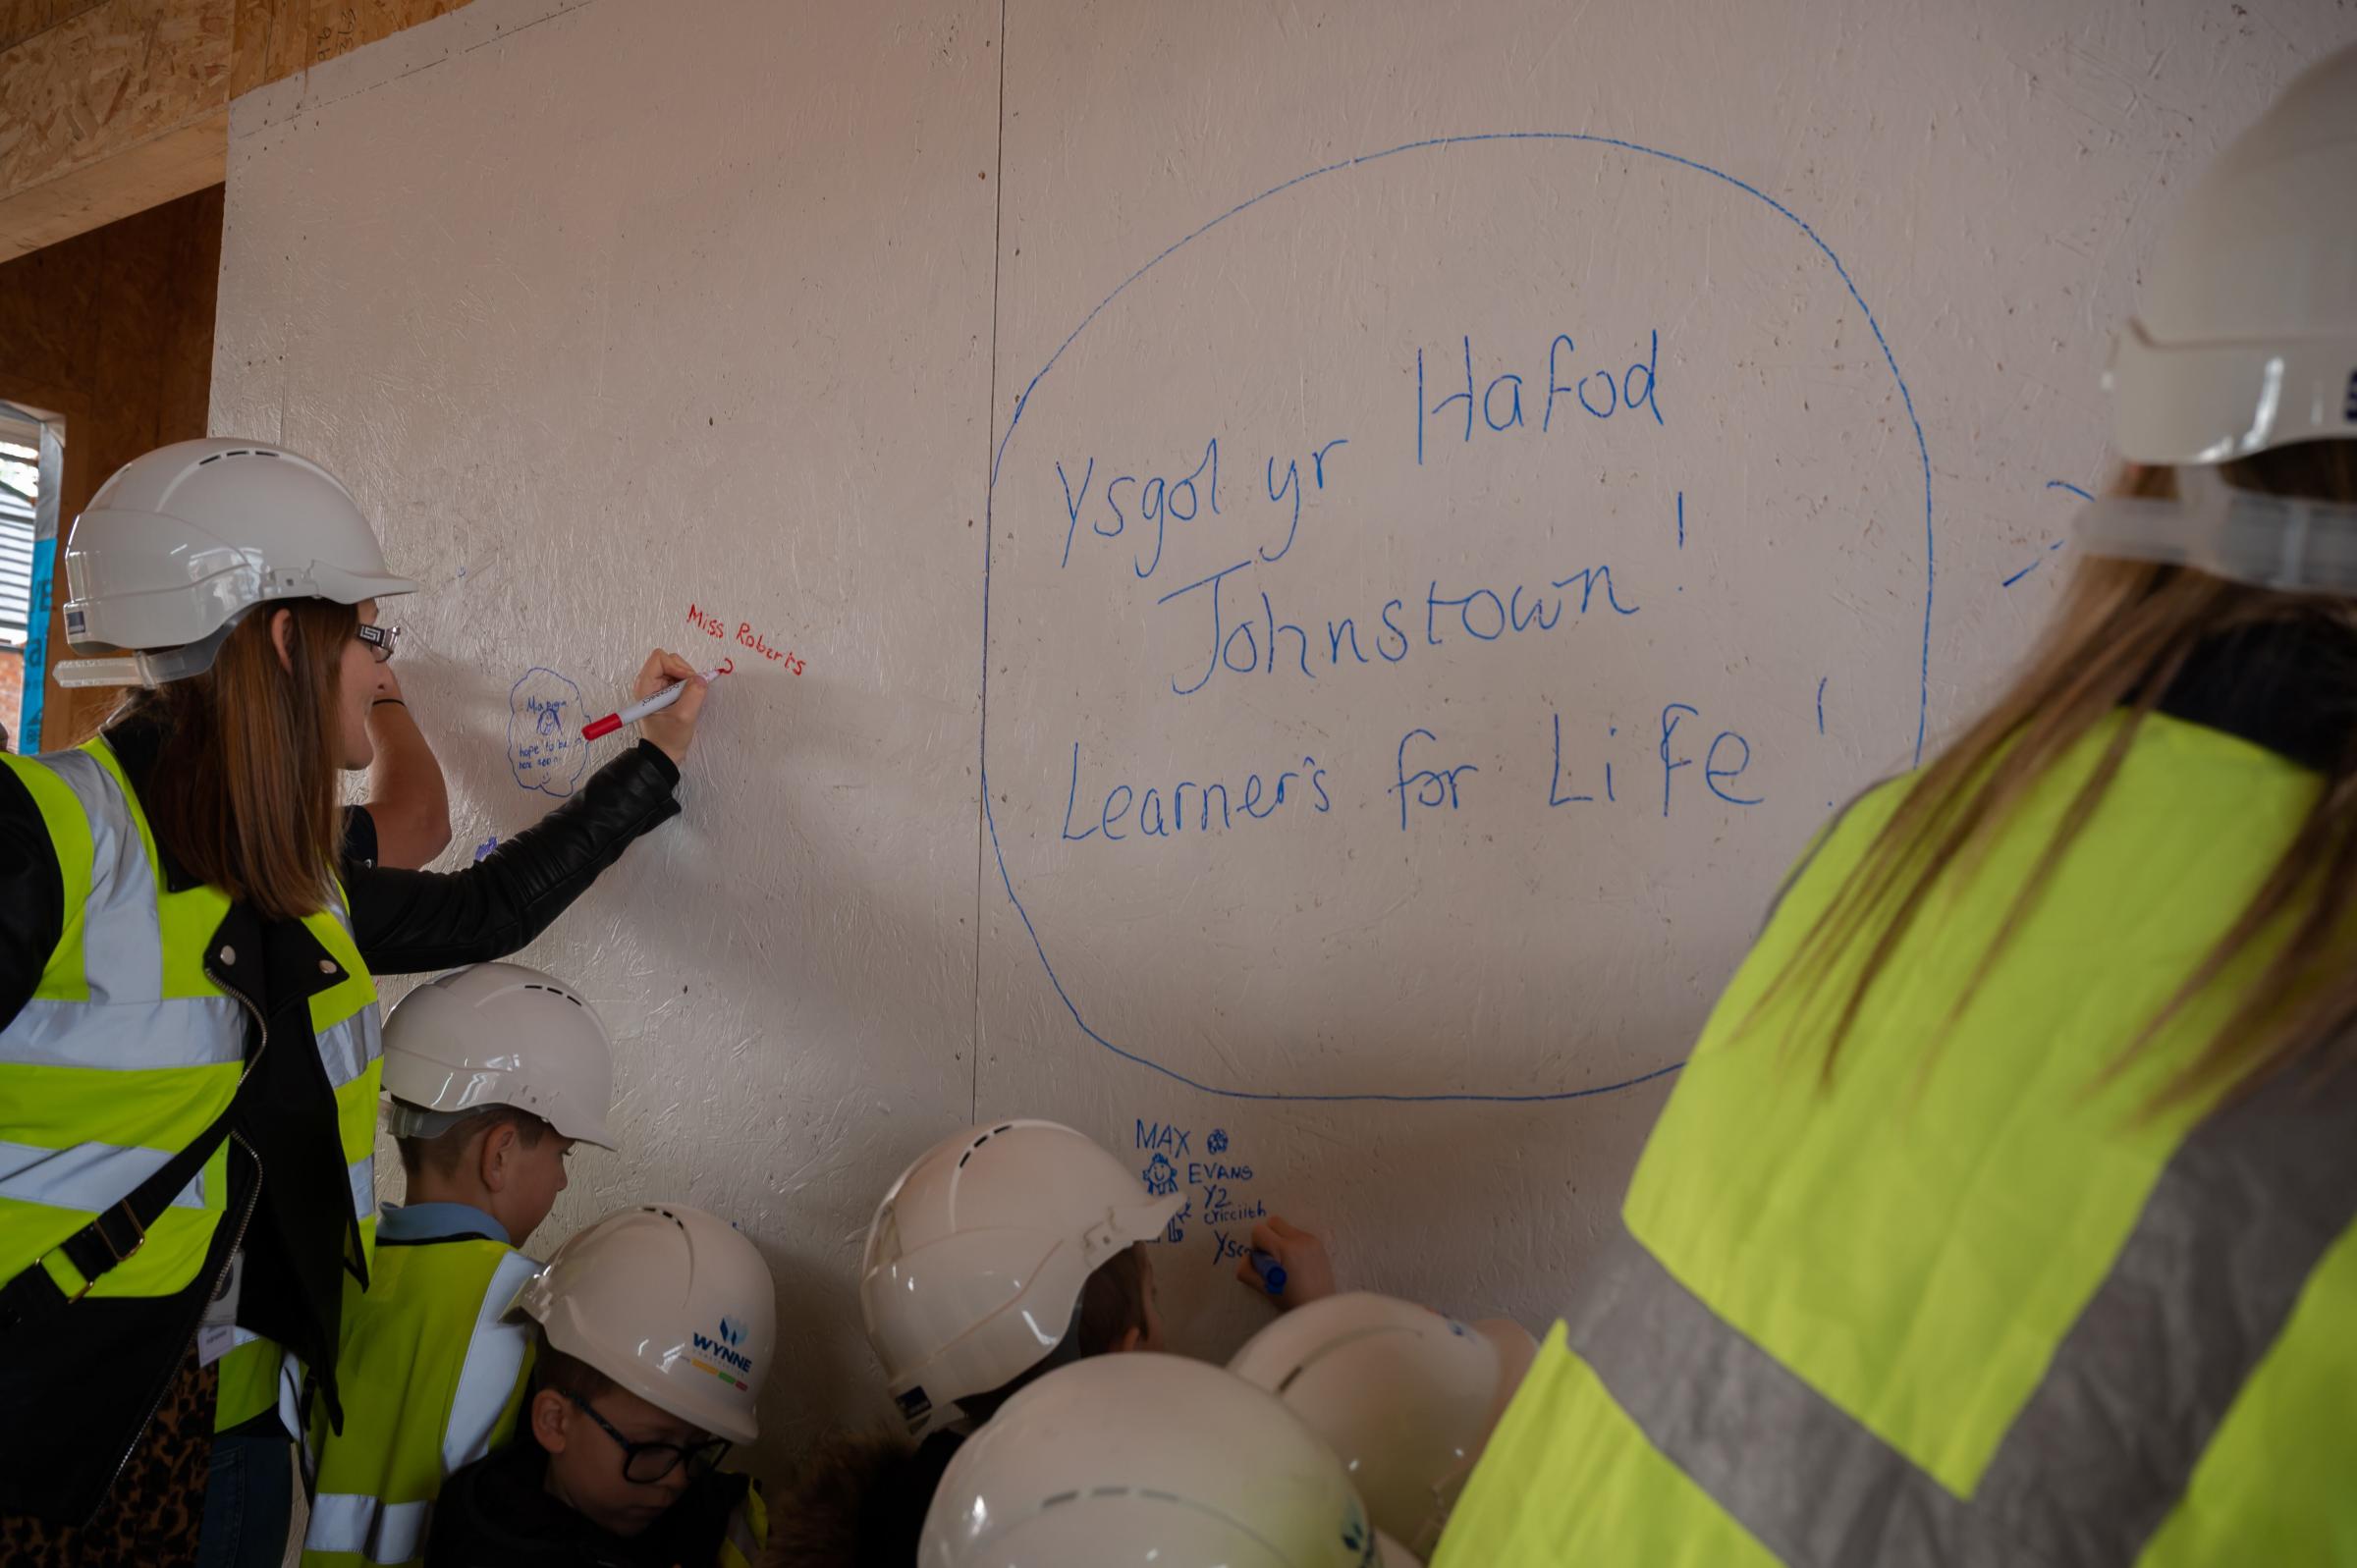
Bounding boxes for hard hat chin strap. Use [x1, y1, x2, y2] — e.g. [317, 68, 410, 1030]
[51, 614, 248, 689]
[384, 1100, 498, 1141]
[2073, 465, 2357, 596]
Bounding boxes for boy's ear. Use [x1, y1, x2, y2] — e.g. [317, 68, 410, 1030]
[1115, 1325, 1144, 1354]
[529, 1387, 570, 1454]
[477, 1120, 517, 1193]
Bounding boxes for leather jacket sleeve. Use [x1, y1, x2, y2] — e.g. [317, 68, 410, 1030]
[349, 741, 683, 975]
[0, 765, 64, 1031]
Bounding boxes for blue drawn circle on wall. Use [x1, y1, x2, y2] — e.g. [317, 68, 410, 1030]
[980, 133, 1935, 1104]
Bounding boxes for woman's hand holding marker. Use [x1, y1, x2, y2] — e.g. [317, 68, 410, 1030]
[633, 648, 710, 764]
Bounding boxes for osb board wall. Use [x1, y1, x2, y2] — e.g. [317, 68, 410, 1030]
[0, 0, 470, 255]
[0, 184, 222, 746]
[0, 0, 109, 53]
[230, 0, 471, 98]
[0, 2, 232, 195]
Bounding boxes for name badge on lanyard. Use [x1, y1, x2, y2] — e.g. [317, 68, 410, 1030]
[195, 1249, 244, 1366]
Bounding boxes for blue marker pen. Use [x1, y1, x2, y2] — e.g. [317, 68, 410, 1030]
[1248, 1249, 1287, 1296]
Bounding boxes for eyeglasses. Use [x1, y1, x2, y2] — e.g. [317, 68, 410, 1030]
[565, 1391, 731, 1484]
[355, 622, 399, 665]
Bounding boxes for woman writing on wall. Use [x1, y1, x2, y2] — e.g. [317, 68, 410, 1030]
[0, 438, 710, 1566]
[1437, 44, 2357, 1566]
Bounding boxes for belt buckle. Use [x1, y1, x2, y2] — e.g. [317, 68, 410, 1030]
[67, 1203, 148, 1303]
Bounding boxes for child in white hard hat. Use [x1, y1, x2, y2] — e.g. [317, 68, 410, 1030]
[918, 1354, 1417, 1567]
[858, 1120, 1186, 1439]
[765, 1119, 1340, 1566]
[426, 1202, 775, 1567]
[1229, 1293, 1539, 1562]
[301, 963, 621, 1568]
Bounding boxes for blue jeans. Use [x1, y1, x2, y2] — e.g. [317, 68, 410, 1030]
[196, 1429, 294, 1568]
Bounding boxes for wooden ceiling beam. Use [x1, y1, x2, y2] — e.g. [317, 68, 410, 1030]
[0, 0, 469, 258]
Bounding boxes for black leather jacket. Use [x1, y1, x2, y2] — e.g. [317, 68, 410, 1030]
[0, 719, 685, 1018]
[0, 716, 684, 1521]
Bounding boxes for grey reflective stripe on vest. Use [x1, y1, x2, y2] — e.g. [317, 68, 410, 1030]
[1569, 1062, 2357, 1568]
[442, 1251, 541, 1472]
[315, 893, 385, 1102]
[725, 1499, 759, 1563]
[0, 748, 237, 1226]
[317, 1013, 376, 1091]
[38, 748, 164, 1004]
[281, 1347, 308, 1454]
[0, 1138, 207, 1213]
[304, 1492, 430, 1564]
[0, 997, 247, 1070]
[348, 1156, 375, 1223]
[1973, 1059, 2357, 1563]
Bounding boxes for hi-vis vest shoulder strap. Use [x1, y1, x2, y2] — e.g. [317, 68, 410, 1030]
[720, 1478, 768, 1568]
[218, 880, 387, 1433]
[1435, 713, 2357, 1568]
[301, 1241, 539, 1567]
[0, 738, 384, 1322]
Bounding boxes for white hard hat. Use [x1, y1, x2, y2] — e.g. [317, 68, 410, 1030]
[381, 963, 619, 1149]
[860, 1120, 1181, 1433]
[2106, 43, 2357, 464]
[1229, 1294, 1539, 1559]
[60, 437, 416, 682]
[510, 1203, 775, 1444]
[919, 1353, 1398, 1568]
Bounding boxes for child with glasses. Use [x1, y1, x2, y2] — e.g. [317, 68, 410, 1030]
[424, 1204, 774, 1568]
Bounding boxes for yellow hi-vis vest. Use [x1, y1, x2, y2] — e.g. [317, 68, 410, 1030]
[0, 737, 385, 1433]
[301, 1232, 540, 1566]
[1437, 712, 2357, 1566]
[721, 1481, 768, 1568]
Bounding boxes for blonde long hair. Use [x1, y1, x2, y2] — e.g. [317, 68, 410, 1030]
[1766, 441, 2357, 1108]
[115, 600, 357, 922]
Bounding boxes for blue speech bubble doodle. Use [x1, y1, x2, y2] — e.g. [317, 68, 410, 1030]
[508, 668, 590, 797]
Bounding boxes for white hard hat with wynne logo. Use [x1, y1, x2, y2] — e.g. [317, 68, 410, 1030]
[509, 1203, 775, 1444]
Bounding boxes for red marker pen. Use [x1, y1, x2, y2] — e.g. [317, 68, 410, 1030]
[581, 662, 730, 739]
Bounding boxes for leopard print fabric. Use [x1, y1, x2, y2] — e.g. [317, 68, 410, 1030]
[0, 1340, 216, 1567]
